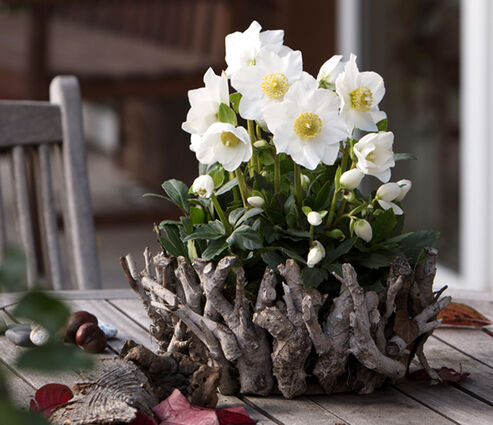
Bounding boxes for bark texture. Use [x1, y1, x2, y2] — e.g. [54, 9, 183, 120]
[121, 248, 449, 399]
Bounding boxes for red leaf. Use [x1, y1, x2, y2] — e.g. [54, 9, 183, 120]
[438, 302, 493, 327]
[129, 411, 159, 425]
[410, 367, 470, 383]
[30, 383, 74, 416]
[153, 389, 256, 425]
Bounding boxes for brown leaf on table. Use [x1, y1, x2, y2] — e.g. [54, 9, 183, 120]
[410, 367, 470, 383]
[437, 302, 493, 327]
[29, 383, 73, 417]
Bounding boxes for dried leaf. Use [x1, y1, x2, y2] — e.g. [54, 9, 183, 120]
[410, 367, 470, 383]
[438, 302, 493, 327]
[29, 384, 73, 416]
[153, 389, 256, 425]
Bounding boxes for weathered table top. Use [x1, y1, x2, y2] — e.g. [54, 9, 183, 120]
[1, 288, 493, 425]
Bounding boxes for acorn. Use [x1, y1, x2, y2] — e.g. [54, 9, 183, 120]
[65, 311, 98, 343]
[75, 322, 107, 353]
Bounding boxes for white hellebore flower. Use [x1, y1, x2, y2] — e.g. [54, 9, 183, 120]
[395, 179, 412, 201]
[353, 131, 395, 183]
[263, 76, 348, 169]
[182, 68, 229, 136]
[317, 55, 345, 89]
[231, 47, 303, 122]
[335, 54, 386, 132]
[354, 219, 373, 243]
[225, 20, 286, 76]
[376, 182, 403, 215]
[307, 211, 323, 226]
[340, 169, 364, 190]
[192, 175, 214, 198]
[193, 122, 252, 172]
[307, 241, 325, 268]
[247, 196, 265, 208]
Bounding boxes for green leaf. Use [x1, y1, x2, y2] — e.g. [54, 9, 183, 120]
[236, 208, 263, 227]
[229, 208, 246, 227]
[161, 179, 190, 213]
[394, 153, 417, 161]
[230, 93, 242, 113]
[324, 236, 357, 265]
[377, 118, 388, 131]
[259, 150, 274, 166]
[159, 224, 188, 258]
[371, 208, 397, 243]
[0, 402, 51, 425]
[390, 230, 439, 263]
[190, 207, 206, 225]
[142, 193, 168, 199]
[201, 238, 228, 260]
[325, 229, 345, 241]
[357, 252, 393, 269]
[183, 220, 225, 241]
[216, 178, 238, 196]
[275, 246, 307, 265]
[17, 342, 94, 371]
[217, 103, 237, 126]
[302, 206, 312, 216]
[209, 166, 225, 187]
[302, 267, 329, 288]
[261, 251, 285, 271]
[227, 225, 263, 250]
[314, 179, 334, 210]
[13, 291, 70, 335]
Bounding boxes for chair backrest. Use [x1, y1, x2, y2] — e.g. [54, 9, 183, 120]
[0, 76, 101, 290]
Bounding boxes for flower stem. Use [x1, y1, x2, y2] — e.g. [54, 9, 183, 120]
[229, 171, 240, 202]
[294, 163, 302, 207]
[210, 194, 232, 234]
[274, 154, 281, 193]
[247, 120, 260, 175]
[309, 225, 314, 244]
[235, 168, 249, 208]
[326, 166, 342, 228]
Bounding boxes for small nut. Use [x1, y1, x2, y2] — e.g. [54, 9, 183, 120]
[65, 311, 98, 343]
[75, 323, 107, 353]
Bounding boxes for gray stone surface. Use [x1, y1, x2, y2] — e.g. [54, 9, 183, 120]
[5, 325, 34, 347]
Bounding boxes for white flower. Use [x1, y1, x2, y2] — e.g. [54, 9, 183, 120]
[376, 182, 401, 201]
[317, 55, 345, 89]
[192, 175, 214, 198]
[378, 200, 403, 215]
[225, 20, 287, 76]
[335, 54, 386, 132]
[193, 122, 252, 172]
[340, 169, 364, 190]
[354, 219, 372, 242]
[307, 241, 325, 268]
[247, 196, 265, 208]
[263, 76, 348, 169]
[307, 211, 322, 226]
[395, 179, 412, 201]
[353, 131, 395, 182]
[182, 68, 229, 136]
[231, 48, 303, 122]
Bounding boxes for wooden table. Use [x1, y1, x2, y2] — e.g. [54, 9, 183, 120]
[1, 288, 493, 425]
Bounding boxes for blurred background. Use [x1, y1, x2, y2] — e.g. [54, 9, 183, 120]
[0, 0, 480, 290]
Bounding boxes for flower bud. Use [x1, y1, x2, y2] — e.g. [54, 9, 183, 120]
[354, 219, 372, 242]
[254, 139, 269, 148]
[307, 211, 322, 226]
[301, 174, 310, 191]
[307, 241, 326, 268]
[376, 182, 401, 202]
[395, 179, 412, 201]
[340, 169, 364, 190]
[192, 175, 214, 198]
[247, 196, 265, 208]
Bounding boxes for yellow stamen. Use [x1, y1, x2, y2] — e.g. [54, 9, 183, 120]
[261, 72, 289, 99]
[350, 86, 373, 112]
[197, 188, 207, 197]
[366, 152, 376, 161]
[293, 112, 323, 140]
[221, 131, 240, 147]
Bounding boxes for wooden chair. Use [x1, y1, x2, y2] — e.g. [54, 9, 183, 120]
[0, 76, 101, 290]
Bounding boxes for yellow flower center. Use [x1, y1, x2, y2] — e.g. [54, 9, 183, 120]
[261, 73, 289, 99]
[293, 112, 323, 140]
[221, 131, 240, 147]
[196, 188, 208, 197]
[350, 86, 373, 112]
[366, 151, 376, 161]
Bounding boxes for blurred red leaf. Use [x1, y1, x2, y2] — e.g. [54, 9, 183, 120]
[438, 302, 493, 327]
[29, 383, 73, 416]
[153, 389, 256, 425]
[129, 410, 158, 425]
[410, 367, 470, 383]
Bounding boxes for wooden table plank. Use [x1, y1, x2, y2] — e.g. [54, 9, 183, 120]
[310, 387, 456, 425]
[0, 361, 35, 407]
[219, 395, 279, 425]
[65, 299, 158, 353]
[108, 298, 152, 330]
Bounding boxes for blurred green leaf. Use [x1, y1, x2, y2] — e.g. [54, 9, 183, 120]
[13, 291, 70, 335]
[376, 118, 388, 131]
[394, 153, 417, 161]
[190, 207, 206, 225]
[0, 402, 50, 425]
[227, 225, 263, 251]
[230, 93, 242, 113]
[217, 103, 237, 126]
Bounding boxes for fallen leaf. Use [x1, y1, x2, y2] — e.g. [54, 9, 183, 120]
[129, 411, 159, 425]
[153, 389, 256, 425]
[438, 302, 493, 327]
[29, 383, 73, 416]
[410, 367, 470, 383]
